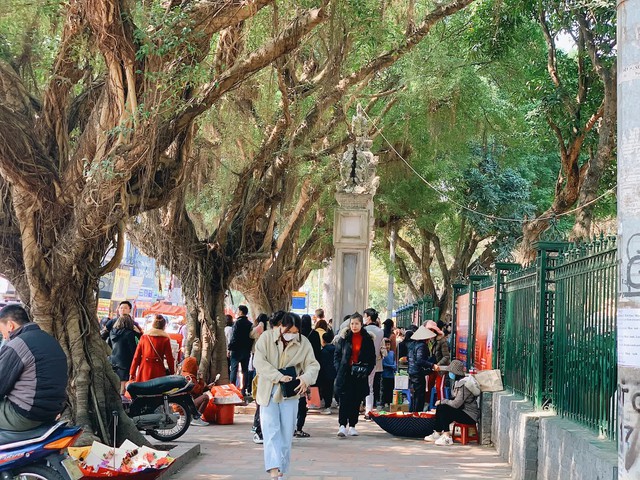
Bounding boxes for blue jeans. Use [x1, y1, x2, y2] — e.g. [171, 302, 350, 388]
[260, 385, 299, 474]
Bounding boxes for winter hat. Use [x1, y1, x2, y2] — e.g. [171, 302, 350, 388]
[411, 325, 437, 341]
[441, 359, 466, 377]
[181, 356, 198, 376]
[425, 320, 444, 336]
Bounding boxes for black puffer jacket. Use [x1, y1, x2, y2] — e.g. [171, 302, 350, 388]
[407, 340, 436, 377]
[109, 327, 141, 371]
[333, 328, 376, 398]
[0, 323, 68, 422]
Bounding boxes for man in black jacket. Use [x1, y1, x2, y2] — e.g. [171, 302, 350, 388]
[228, 305, 253, 397]
[0, 305, 68, 431]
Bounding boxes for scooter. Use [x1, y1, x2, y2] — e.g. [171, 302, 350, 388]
[124, 375, 199, 441]
[0, 421, 83, 480]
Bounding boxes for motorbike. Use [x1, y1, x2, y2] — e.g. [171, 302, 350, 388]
[0, 421, 83, 480]
[124, 375, 199, 441]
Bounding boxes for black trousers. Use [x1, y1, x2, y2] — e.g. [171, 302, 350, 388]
[409, 375, 426, 412]
[434, 404, 476, 432]
[296, 395, 308, 431]
[229, 351, 250, 395]
[338, 377, 363, 427]
[253, 404, 262, 436]
[373, 371, 382, 406]
[381, 377, 394, 405]
[318, 377, 335, 409]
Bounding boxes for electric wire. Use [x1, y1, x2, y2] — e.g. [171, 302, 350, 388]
[362, 109, 616, 224]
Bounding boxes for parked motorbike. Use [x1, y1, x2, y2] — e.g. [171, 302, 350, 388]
[124, 375, 199, 441]
[0, 421, 82, 480]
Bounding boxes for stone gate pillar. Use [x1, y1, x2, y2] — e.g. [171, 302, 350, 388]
[333, 105, 379, 323]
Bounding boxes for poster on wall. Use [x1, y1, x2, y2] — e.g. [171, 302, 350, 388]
[456, 293, 469, 364]
[474, 287, 495, 370]
[97, 298, 111, 318]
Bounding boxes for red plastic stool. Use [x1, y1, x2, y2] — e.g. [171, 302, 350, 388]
[452, 422, 479, 445]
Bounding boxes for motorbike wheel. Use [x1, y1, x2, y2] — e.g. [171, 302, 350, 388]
[14, 464, 65, 480]
[148, 400, 192, 441]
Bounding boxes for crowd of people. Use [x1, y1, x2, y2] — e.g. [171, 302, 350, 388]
[217, 305, 478, 477]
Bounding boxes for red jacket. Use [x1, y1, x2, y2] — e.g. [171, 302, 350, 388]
[130, 329, 175, 382]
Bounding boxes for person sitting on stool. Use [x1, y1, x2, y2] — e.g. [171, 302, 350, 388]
[424, 359, 481, 446]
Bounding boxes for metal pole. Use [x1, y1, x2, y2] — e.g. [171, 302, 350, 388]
[618, 2, 640, 476]
[387, 226, 396, 319]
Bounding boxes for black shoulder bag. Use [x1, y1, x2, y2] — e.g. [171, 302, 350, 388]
[278, 366, 301, 398]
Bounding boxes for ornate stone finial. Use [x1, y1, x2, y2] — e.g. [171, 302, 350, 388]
[338, 104, 379, 195]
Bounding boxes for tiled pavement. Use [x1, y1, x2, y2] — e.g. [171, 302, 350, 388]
[167, 409, 512, 480]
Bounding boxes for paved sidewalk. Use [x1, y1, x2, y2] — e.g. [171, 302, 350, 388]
[168, 410, 512, 480]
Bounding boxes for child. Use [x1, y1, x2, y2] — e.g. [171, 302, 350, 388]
[319, 331, 337, 414]
[381, 338, 396, 409]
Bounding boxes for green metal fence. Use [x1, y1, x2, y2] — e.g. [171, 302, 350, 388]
[395, 296, 439, 330]
[553, 236, 617, 439]
[502, 262, 541, 402]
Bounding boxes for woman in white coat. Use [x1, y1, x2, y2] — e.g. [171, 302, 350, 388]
[253, 312, 320, 479]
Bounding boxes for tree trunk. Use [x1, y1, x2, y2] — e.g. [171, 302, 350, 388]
[322, 262, 335, 322]
[30, 266, 146, 446]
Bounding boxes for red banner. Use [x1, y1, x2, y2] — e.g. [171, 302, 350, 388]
[474, 287, 495, 371]
[455, 293, 469, 364]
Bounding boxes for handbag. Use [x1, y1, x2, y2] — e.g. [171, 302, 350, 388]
[350, 362, 368, 379]
[473, 369, 504, 392]
[278, 366, 300, 398]
[147, 336, 171, 375]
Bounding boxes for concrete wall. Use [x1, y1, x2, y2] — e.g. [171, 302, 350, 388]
[491, 391, 617, 480]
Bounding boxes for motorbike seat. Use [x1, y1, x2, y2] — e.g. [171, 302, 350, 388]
[0, 421, 66, 451]
[127, 375, 187, 396]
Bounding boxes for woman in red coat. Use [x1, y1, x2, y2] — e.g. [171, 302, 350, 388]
[130, 315, 175, 383]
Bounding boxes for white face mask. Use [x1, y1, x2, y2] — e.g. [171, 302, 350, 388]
[282, 332, 297, 342]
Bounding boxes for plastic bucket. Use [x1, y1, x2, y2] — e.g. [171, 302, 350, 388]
[202, 399, 218, 423]
[215, 404, 235, 425]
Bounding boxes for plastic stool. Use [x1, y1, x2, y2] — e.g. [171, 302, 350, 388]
[401, 388, 411, 405]
[452, 422, 479, 445]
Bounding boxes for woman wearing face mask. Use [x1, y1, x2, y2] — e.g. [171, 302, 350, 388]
[333, 312, 376, 438]
[424, 359, 481, 446]
[253, 312, 320, 479]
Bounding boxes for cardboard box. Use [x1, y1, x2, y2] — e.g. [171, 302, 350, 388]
[390, 403, 409, 412]
[394, 375, 409, 390]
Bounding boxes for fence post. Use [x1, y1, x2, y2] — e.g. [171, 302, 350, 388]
[469, 273, 490, 370]
[493, 262, 520, 370]
[533, 240, 569, 408]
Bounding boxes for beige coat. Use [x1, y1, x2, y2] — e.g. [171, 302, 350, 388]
[253, 328, 320, 406]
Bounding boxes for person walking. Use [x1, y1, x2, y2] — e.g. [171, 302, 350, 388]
[109, 314, 142, 394]
[363, 308, 385, 419]
[407, 325, 436, 412]
[295, 314, 321, 438]
[334, 312, 376, 438]
[253, 312, 319, 479]
[424, 359, 481, 446]
[130, 315, 175, 383]
[228, 305, 253, 397]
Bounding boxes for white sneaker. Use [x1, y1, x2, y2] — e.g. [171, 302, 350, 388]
[435, 434, 453, 446]
[252, 432, 263, 444]
[321, 408, 332, 415]
[337, 425, 347, 437]
[190, 418, 210, 426]
[347, 426, 359, 436]
[424, 431, 441, 442]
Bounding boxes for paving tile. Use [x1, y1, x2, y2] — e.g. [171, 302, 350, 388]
[166, 410, 512, 479]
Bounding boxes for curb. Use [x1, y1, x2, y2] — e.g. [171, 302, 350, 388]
[157, 442, 200, 479]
